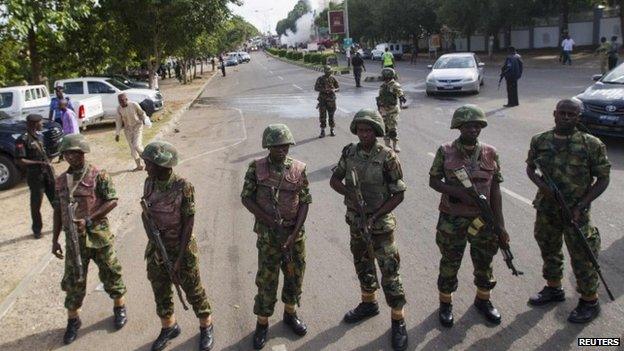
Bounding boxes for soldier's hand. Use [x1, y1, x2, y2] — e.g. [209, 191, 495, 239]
[282, 234, 296, 253]
[73, 218, 86, 233]
[497, 227, 510, 249]
[52, 241, 64, 259]
[538, 185, 555, 199]
[115, 135, 120, 142]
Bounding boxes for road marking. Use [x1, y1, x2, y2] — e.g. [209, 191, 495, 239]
[337, 107, 351, 114]
[277, 75, 284, 80]
[292, 84, 303, 91]
[427, 152, 436, 157]
[272, 345, 288, 351]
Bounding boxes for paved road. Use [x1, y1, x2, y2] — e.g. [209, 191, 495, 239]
[8, 53, 624, 351]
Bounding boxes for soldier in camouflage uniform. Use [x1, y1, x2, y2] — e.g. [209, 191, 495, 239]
[428, 105, 510, 327]
[314, 65, 339, 138]
[330, 109, 408, 351]
[140, 141, 214, 351]
[241, 124, 311, 350]
[526, 99, 610, 324]
[376, 68, 406, 153]
[51, 134, 127, 345]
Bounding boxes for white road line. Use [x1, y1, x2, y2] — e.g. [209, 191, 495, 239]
[277, 75, 284, 80]
[337, 107, 351, 114]
[427, 152, 436, 157]
[292, 84, 303, 91]
[272, 345, 288, 351]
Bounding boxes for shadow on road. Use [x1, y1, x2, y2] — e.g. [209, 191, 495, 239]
[0, 328, 65, 351]
[229, 136, 321, 165]
[0, 230, 51, 252]
[307, 165, 335, 184]
[418, 307, 490, 350]
[292, 321, 349, 351]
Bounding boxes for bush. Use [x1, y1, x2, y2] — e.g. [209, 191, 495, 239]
[277, 49, 287, 57]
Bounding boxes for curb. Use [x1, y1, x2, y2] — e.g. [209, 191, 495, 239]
[265, 51, 351, 76]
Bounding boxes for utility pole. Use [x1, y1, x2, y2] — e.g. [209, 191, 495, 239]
[344, 0, 350, 40]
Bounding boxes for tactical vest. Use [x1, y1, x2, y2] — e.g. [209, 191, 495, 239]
[255, 157, 306, 225]
[57, 165, 104, 229]
[143, 177, 185, 245]
[343, 143, 391, 213]
[439, 142, 498, 217]
[378, 82, 398, 107]
[317, 76, 336, 100]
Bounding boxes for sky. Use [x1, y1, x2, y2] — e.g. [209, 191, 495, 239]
[231, 0, 326, 35]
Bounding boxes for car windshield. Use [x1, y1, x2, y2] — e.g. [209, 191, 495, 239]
[106, 79, 130, 90]
[0, 92, 13, 109]
[601, 65, 624, 84]
[433, 57, 475, 69]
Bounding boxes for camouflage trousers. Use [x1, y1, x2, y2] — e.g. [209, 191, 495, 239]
[435, 212, 499, 294]
[62, 239, 126, 310]
[146, 237, 212, 318]
[254, 230, 306, 317]
[379, 106, 400, 140]
[318, 98, 336, 128]
[534, 210, 601, 297]
[350, 228, 406, 309]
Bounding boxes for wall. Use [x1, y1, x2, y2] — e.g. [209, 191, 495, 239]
[534, 26, 559, 48]
[511, 29, 531, 49]
[600, 17, 623, 43]
[568, 22, 594, 45]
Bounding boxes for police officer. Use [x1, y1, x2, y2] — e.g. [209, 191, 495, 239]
[376, 68, 406, 153]
[526, 99, 610, 323]
[351, 50, 366, 87]
[428, 105, 510, 327]
[501, 47, 523, 108]
[314, 65, 339, 138]
[15, 114, 56, 239]
[51, 134, 127, 345]
[140, 141, 214, 351]
[241, 124, 310, 349]
[381, 47, 395, 69]
[330, 109, 408, 351]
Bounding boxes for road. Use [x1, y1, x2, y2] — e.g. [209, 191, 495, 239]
[4, 52, 624, 351]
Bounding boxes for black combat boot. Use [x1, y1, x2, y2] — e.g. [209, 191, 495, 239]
[199, 324, 215, 351]
[568, 299, 600, 324]
[391, 319, 408, 351]
[113, 306, 127, 330]
[151, 323, 181, 351]
[343, 301, 380, 323]
[253, 322, 268, 350]
[528, 286, 565, 306]
[330, 128, 336, 136]
[283, 311, 307, 336]
[319, 129, 326, 138]
[474, 298, 501, 324]
[63, 318, 82, 345]
[438, 302, 453, 327]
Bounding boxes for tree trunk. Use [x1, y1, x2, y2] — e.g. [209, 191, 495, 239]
[193, 60, 197, 79]
[182, 60, 188, 84]
[466, 32, 472, 52]
[200, 59, 204, 75]
[28, 27, 42, 84]
[561, 0, 570, 32]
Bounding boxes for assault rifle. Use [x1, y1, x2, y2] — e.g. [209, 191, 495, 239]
[453, 167, 523, 276]
[270, 187, 296, 279]
[350, 169, 375, 261]
[64, 173, 85, 283]
[140, 199, 189, 310]
[535, 162, 615, 301]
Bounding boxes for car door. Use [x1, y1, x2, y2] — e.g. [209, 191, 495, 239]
[474, 55, 484, 81]
[63, 80, 89, 106]
[87, 80, 118, 115]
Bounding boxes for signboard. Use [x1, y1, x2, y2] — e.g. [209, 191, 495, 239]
[343, 37, 353, 48]
[328, 10, 345, 34]
[430, 34, 441, 48]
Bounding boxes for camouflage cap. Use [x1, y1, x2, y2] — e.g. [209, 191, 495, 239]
[262, 124, 295, 148]
[382, 67, 396, 79]
[59, 134, 91, 153]
[350, 108, 385, 137]
[451, 104, 487, 129]
[323, 65, 332, 74]
[142, 141, 178, 168]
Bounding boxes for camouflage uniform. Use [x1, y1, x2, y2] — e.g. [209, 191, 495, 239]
[55, 163, 126, 310]
[376, 72, 404, 142]
[526, 128, 610, 297]
[241, 157, 312, 317]
[314, 72, 339, 129]
[333, 141, 407, 309]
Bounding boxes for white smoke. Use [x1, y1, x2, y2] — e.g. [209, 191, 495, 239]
[280, 12, 315, 47]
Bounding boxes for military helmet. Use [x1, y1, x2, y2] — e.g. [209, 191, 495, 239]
[323, 65, 332, 74]
[262, 124, 295, 148]
[381, 67, 396, 79]
[59, 134, 90, 153]
[350, 109, 385, 137]
[142, 141, 178, 168]
[451, 104, 487, 129]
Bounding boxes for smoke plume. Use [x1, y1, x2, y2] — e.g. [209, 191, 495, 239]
[279, 12, 315, 47]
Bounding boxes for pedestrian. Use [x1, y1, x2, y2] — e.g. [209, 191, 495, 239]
[561, 34, 575, 65]
[211, 57, 216, 72]
[608, 36, 620, 70]
[219, 54, 226, 77]
[174, 61, 181, 81]
[314, 65, 339, 138]
[51, 134, 127, 345]
[140, 141, 215, 351]
[115, 93, 148, 171]
[166, 61, 172, 79]
[376, 68, 406, 152]
[60, 99, 80, 135]
[346, 46, 352, 68]
[49, 83, 75, 125]
[596, 37, 611, 75]
[526, 99, 610, 324]
[500, 46, 523, 108]
[241, 124, 310, 350]
[382, 47, 395, 69]
[428, 105, 510, 327]
[329, 109, 408, 351]
[351, 51, 366, 87]
[15, 114, 56, 239]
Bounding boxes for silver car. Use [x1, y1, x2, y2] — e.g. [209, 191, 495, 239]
[426, 53, 484, 95]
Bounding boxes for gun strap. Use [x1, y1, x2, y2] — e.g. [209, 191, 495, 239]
[28, 131, 51, 165]
[66, 166, 89, 202]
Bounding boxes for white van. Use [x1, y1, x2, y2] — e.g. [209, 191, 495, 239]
[371, 43, 406, 61]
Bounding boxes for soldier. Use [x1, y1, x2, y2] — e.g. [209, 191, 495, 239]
[51, 134, 127, 345]
[314, 65, 339, 138]
[526, 99, 610, 323]
[329, 109, 408, 351]
[428, 105, 510, 327]
[376, 68, 406, 153]
[15, 114, 56, 239]
[241, 124, 310, 350]
[140, 141, 214, 351]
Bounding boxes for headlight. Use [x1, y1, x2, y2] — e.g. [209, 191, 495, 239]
[462, 76, 477, 83]
[426, 75, 436, 83]
[571, 97, 585, 113]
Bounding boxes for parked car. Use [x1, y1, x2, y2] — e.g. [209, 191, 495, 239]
[425, 53, 485, 95]
[0, 113, 63, 190]
[226, 52, 243, 64]
[54, 77, 163, 118]
[110, 74, 150, 90]
[371, 43, 406, 61]
[360, 48, 372, 60]
[224, 55, 239, 66]
[573, 63, 624, 137]
[238, 52, 251, 63]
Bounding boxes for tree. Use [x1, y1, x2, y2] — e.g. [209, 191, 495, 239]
[438, 0, 487, 51]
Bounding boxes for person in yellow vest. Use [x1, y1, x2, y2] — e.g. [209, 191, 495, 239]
[382, 47, 395, 69]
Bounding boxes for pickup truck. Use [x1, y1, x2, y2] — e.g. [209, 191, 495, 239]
[54, 77, 164, 118]
[0, 112, 63, 190]
[0, 84, 104, 130]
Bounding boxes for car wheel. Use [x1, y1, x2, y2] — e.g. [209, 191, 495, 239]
[0, 155, 21, 190]
[480, 77, 484, 86]
[426, 91, 434, 97]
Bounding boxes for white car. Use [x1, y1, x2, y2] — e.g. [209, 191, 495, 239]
[426, 53, 485, 95]
[54, 77, 163, 117]
[371, 43, 405, 61]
